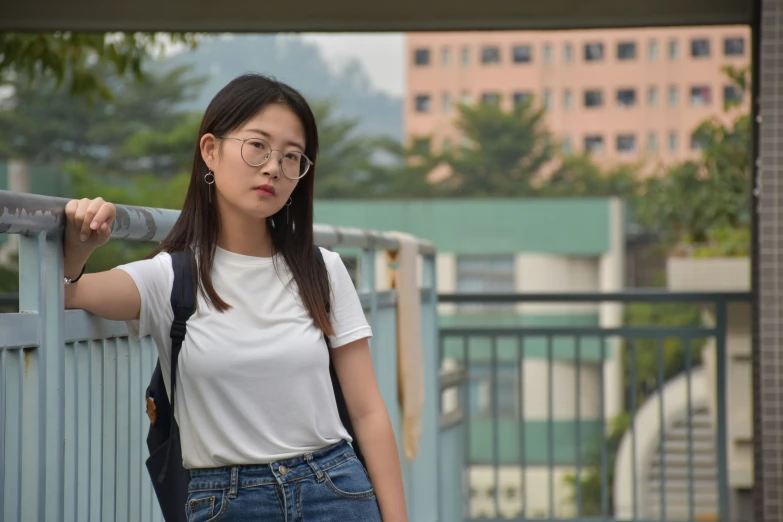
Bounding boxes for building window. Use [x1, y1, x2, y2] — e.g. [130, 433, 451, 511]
[461, 46, 470, 66]
[442, 92, 452, 112]
[561, 136, 572, 154]
[414, 48, 430, 66]
[481, 92, 500, 105]
[649, 40, 659, 60]
[441, 47, 452, 67]
[584, 135, 605, 154]
[668, 85, 679, 107]
[456, 256, 515, 312]
[669, 39, 679, 59]
[648, 86, 659, 107]
[691, 135, 704, 151]
[460, 91, 472, 105]
[564, 43, 574, 63]
[512, 45, 532, 63]
[617, 42, 637, 61]
[724, 37, 745, 56]
[563, 89, 573, 110]
[543, 89, 553, 110]
[617, 134, 637, 153]
[513, 91, 532, 107]
[543, 43, 553, 64]
[442, 137, 452, 152]
[584, 89, 604, 108]
[724, 85, 743, 105]
[668, 131, 678, 152]
[617, 88, 637, 107]
[691, 38, 711, 58]
[481, 46, 501, 64]
[414, 94, 431, 112]
[585, 42, 604, 61]
[647, 132, 658, 152]
[690, 86, 712, 106]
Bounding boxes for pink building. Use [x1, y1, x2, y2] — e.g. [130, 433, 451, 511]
[405, 26, 750, 169]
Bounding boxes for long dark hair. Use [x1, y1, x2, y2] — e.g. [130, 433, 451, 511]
[150, 73, 333, 336]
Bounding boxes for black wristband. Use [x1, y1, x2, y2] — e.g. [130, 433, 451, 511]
[64, 264, 86, 285]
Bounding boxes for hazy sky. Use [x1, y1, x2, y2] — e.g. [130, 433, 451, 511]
[299, 33, 405, 97]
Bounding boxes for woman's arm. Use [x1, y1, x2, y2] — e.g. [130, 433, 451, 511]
[331, 338, 408, 522]
[63, 197, 142, 321]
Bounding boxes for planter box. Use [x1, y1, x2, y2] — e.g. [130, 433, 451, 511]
[666, 256, 750, 292]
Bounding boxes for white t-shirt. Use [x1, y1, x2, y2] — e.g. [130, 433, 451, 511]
[116, 246, 372, 469]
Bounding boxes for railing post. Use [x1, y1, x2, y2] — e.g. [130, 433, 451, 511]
[359, 248, 378, 353]
[409, 253, 440, 521]
[18, 232, 65, 522]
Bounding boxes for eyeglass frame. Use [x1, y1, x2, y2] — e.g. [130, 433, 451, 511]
[216, 136, 313, 180]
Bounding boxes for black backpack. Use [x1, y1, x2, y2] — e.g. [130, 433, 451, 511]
[144, 248, 363, 522]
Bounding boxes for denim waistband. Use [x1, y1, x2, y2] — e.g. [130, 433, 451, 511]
[188, 440, 356, 491]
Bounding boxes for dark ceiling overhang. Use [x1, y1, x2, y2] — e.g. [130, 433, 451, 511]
[0, 0, 752, 33]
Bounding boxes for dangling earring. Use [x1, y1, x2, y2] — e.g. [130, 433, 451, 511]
[285, 197, 292, 225]
[204, 170, 215, 203]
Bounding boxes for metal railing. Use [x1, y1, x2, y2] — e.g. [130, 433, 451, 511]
[0, 190, 440, 522]
[438, 291, 751, 522]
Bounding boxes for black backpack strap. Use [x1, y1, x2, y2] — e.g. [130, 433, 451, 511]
[157, 249, 197, 483]
[315, 247, 366, 467]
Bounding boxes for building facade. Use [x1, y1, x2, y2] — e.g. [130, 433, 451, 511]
[315, 197, 625, 517]
[405, 27, 751, 169]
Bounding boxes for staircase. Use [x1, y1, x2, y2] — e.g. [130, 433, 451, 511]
[644, 405, 719, 521]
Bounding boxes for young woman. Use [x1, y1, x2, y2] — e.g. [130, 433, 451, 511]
[63, 74, 408, 521]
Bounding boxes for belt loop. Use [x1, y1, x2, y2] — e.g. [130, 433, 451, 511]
[228, 466, 239, 498]
[305, 453, 324, 482]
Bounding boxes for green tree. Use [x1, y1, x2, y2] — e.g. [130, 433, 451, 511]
[0, 64, 204, 171]
[635, 65, 751, 252]
[537, 153, 640, 201]
[311, 100, 376, 198]
[438, 98, 553, 196]
[311, 100, 439, 199]
[0, 32, 198, 100]
[358, 136, 442, 198]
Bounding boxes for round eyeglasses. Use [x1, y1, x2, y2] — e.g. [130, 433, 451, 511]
[218, 136, 312, 180]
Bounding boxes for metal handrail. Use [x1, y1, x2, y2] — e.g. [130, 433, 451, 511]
[439, 290, 752, 303]
[0, 190, 436, 255]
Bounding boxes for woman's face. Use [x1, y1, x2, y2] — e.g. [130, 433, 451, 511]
[200, 103, 306, 221]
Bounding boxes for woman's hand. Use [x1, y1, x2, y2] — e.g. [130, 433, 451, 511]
[63, 197, 116, 280]
[64, 197, 116, 250]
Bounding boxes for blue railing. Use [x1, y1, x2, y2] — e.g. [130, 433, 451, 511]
[0, 190, 448, 522]
[439, 291, 751, 522]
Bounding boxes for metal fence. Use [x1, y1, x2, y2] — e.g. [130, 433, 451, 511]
[0, 190, 441, 522]
[439, 291, 751, 522]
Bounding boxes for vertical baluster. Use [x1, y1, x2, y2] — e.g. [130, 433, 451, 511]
[715, 302, 730, 521]
[517, 336, 526, 518]
[657, 337, 666, 521]
[600, 335, 608, 517]
[491, 336, 500, 517]
[462, 336, 470, 517]
[686, 337, 695, 522]
[0, 348, 6, 520]
[630, 338, 638, 522]
[547, 335, 555, 518]
[575, 335, 582, 518]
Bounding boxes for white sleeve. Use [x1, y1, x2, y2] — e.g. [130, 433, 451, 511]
[321, 248, 373, 348]
[114, 252, 174, 340]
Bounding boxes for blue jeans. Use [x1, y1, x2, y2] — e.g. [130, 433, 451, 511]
[185, 440, 382, 521]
